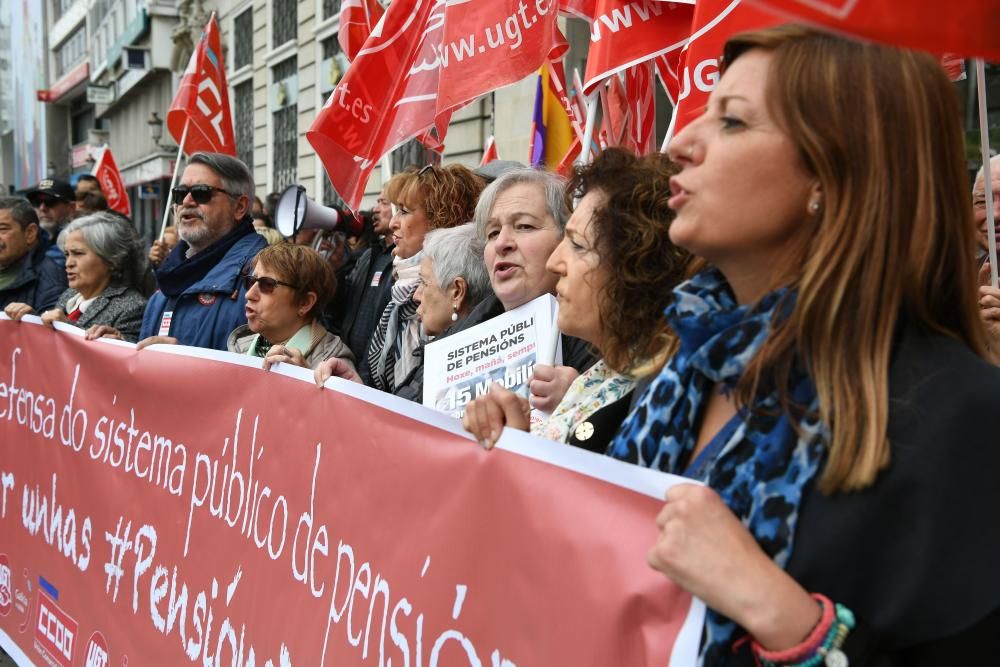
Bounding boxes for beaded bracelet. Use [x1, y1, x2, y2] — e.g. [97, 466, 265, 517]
[751, 594, 856, 667]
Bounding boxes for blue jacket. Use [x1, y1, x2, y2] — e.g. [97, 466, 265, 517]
[0, 241, 68, 313]
[139, 231, 266, 350]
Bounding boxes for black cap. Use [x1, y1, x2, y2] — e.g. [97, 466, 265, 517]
[473, 160, 527, 183]
[27, 179, 75, 205]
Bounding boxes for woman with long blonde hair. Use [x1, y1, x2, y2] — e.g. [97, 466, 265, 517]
[610, 25, 1000, 664]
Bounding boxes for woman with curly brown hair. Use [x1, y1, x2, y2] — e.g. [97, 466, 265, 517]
[359, 164, 485, 392]
[462, 148, 691, 453]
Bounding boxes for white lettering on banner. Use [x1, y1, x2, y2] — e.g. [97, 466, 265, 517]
[35, 592, 78, 667]
[677, 58, 720, 101]
[21, 473, 93, 572]
[85, 640, 108, 667]
[590, 0, 665, 41]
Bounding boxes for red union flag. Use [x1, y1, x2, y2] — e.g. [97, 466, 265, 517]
[435, 0, 568, 114]
[167, 14, 236, 156]
[747, 0, 1000, 61]
[339, 0, 386, 61]
[91, 146, 131, 217]
[582, 0, 693, 94]
[308, 0, 452, 210]
[671, 0, 781, 134]
[625, 62, 656, 154]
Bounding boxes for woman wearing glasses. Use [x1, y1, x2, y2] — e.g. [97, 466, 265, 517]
[227, 243, 356, 372]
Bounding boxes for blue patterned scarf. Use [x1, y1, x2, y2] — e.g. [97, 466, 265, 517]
[608, 268, 827, 663]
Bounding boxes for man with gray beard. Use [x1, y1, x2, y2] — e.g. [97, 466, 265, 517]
[89, 153, 266, 350]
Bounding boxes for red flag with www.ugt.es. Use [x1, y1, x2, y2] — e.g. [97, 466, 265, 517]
[167, 14, 236, 156]
[308, 0, 451, 211]
[91, 146, 131, 217]
[747, 0, 1000, 62]
[582, 0, 693, 94]
[435, 0, 567, 116]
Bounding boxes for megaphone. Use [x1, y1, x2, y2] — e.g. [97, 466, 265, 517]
[275, 185, 346, 239]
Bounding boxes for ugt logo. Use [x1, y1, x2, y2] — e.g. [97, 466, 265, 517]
[84, 631, 110, 667]
[0, 554, 11, 616]
[35, 589, 78, 667]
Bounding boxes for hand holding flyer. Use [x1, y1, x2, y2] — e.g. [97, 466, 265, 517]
[423, 295, 560, 418]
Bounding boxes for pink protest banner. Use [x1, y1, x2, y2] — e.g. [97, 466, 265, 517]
[0, 318, 704, 666]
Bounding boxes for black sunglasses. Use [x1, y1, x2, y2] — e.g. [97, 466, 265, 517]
[242, 274, 297, 294]
[417, 164, 441, 182]
[172, 184, 235, 204]
[32, 196, 62, 207]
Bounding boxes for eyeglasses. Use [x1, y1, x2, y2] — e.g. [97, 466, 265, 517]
[242, 274, 298, 294]
[417, 164, 441, 182]
[172, 184, 235, 205]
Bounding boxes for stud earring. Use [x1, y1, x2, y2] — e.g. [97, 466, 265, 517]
[451, 304, 459, 322]
[809, 200, 821, 214]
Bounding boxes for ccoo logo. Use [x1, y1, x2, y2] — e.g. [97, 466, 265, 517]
[35, 590, 78, 667]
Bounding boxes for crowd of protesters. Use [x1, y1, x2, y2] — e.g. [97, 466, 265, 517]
[3, 24, 1000, 666]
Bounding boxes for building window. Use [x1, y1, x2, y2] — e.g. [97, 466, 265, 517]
[272, 0, 297, 48]
[53, 0, 75, 21]
[322, 0, 342, 20]
[272, 57, 298, 191]
[55, 26, 87, 78]
[234, 80, 254, 173]
[233, 9, 253, 70]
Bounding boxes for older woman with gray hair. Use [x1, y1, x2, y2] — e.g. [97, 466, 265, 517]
[315, 223, 491, 402]
[4, 212, 149, 341]
[459, 168, 597, 410]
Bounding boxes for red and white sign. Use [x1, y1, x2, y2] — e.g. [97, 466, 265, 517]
[0, 317, 706, 665]
[670, 0, 781, 135]
[480, 135, 499, 165]
[435, 0, 567, 115]
[35, 591, 78, 667]
[167, 14, 237, 156]
[308, 0, 452, 210]
[83, 631, 109, 667]
[625, 61, 656, 154]
[748, 0, 1000, 61]
[339, 0, 386, 61]
[91, 146, 131, 217]
[582, 0, 693, 94]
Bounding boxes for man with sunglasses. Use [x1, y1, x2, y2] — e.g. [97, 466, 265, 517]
[26, 179, 76, 239]
[90, 153, 266, 351]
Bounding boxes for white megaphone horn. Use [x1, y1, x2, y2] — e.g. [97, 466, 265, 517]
[275, 184, 342, 239]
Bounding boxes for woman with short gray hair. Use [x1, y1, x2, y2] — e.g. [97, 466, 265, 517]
[4, 212, 149, 341]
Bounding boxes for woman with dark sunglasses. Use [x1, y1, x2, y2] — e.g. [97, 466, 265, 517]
[226, 243, 355, 372]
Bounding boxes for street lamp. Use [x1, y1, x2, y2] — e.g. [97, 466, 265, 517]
[147, 111, 172, 149]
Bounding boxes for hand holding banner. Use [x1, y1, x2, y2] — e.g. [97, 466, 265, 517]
[0, 317, 705, 665]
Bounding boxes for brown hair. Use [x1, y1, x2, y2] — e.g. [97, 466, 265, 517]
[569, 148, 692, 375]
[254, 243, 337, 319]
[396, 164, 485, 231]
[723, 26, 984, 493]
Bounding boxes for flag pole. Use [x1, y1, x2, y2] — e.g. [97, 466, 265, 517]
[660, 103, 679, 153]
[157, 120, 189, 241]
[976, 59, 998, 288]
[578, 90, 599, 166]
